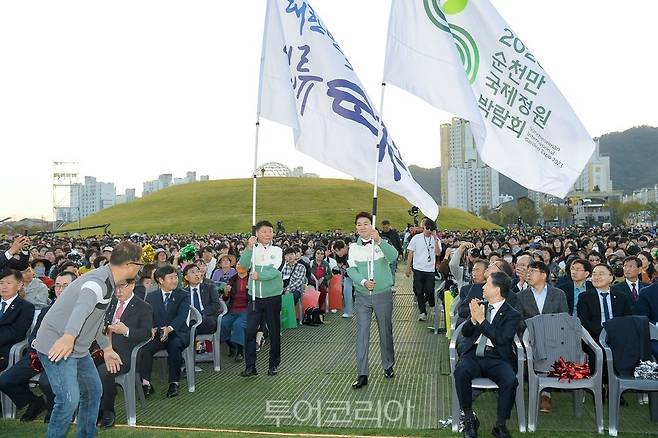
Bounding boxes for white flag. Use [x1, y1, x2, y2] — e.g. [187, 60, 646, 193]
[384, 0, 595, 198]
[258, 0, 438, 220]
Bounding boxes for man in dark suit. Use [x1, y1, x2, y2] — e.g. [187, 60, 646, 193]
[517, 261, 569, 322]
[97, 278, 153, 428]
[637, 283, 658, 359]
[0, 268, 35, 372]
[0, 271, 76, 422]
[517, 260, 568, 413]
[454, 272, 522, 438]
[611, 256, 648, 311]
[559, 258, 594, 316]
[183, 264, 221, 335]
[0, 236, 30, 271]
[577, 263, 634, 342]
[456, 260, 487, 327]
[139, 264, 190, 398]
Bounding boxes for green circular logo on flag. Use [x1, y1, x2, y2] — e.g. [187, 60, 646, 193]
[423, 0, 479, 84]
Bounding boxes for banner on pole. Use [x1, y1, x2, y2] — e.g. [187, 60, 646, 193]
[258, 0, 438, 219]
[384, 0, 595, 198]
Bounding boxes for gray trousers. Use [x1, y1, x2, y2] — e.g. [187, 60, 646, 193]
[355, 290, 395, 376]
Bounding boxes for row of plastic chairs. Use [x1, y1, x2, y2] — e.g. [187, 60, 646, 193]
[448, 306, 658, 436]
[1, 302, 228, 427]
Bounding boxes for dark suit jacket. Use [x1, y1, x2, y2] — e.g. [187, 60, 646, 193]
[560, 280, 594, 316]
[145, 288, 191, 346]
[576, 288, 634, 341]
[458, 301, 522, 368]
[187, 280, 221, 318]
[0, 295, 35, 369]
[0, 251, 29, 271]
[611, 280, 649, 310]
[637, 283, 658, 325]
[104, 295, 153, 370]
[28, 304, 51, 352]
[457, 283, 519, 326]
[517, 285, 569, 321]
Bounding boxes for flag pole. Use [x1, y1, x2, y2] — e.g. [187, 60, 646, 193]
[251, 0, 271, 307]
[369, 81, 387, 281]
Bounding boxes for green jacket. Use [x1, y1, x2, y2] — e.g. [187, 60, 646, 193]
[239, 244, 283, 298]
[347, 237, 398, 295]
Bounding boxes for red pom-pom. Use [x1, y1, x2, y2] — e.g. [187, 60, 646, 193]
[547, 356, 591, 382]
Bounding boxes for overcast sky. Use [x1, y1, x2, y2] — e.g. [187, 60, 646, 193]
[1, 0, 656, 220]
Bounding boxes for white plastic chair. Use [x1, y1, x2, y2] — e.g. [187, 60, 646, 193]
[523, 326, 604, 434]
[449, 321, 527, 433]
[194, 301, 228, 371]
[600, 323, 658, 436]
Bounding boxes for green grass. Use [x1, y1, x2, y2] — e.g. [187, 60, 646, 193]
[0, 421, 651, 438]
[76, 178, 499, 234]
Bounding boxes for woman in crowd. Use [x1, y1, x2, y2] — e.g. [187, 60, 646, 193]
[309, 246, 332, 311]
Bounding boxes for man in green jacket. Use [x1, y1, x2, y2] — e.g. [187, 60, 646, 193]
[238, 220, 284, 377]
[348, 212, 398, 389]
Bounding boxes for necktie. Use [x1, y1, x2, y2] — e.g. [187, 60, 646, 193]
[109, 300, 126, 343]
[192, 287, 202, 311]
[600, 292, 611, 324]
[631, 283, 638, 301]
[0, 301, 6, 318]
[475, 305, 494, 357]
[164, 292, 171, 310]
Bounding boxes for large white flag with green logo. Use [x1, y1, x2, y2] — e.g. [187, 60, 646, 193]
[384, 0, 595, 198]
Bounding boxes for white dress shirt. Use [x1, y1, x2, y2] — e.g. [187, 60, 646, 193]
[190, 284, 204, 312]
[531, 284, 548, 314]
[476, 299, 506, 348]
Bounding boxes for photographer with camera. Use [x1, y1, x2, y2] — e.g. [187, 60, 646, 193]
[405, 219, 441, 322]
[449, 241, 481, 291]
[1, 235, 31, 271]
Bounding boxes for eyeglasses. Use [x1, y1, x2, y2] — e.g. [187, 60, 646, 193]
[591, 272, 611, 277]
[570, 267, 585, 272]
[527, 269, 544, 275]
[128, 262, 145, 267]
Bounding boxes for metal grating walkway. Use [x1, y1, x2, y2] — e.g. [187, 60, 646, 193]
[109, 272, 657, 434]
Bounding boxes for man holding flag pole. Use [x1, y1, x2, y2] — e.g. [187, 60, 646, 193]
[254, 0, 437, 388]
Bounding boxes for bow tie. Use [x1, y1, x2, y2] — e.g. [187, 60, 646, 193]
[362, 240, 372, 246]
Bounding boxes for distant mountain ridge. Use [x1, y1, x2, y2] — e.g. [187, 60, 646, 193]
[410, 125, 658, 202]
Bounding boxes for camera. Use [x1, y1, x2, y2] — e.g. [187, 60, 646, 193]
[469, 248, 481, 258]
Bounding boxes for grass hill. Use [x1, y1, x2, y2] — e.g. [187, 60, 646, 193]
[78, 178, 499, 234]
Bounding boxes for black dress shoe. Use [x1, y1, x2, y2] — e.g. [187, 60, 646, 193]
[235, 352, 244, 362]
[351, 375, 368, 389]
[384, 367, 395, 378]
[20, 397, 45, 422]
[240, 368, 258, 377]
[100, 411, 116, 429]
[166, 382, 179, 398]
[462, 415, 479, 438]
[143, 383, 155, 397]
[268, 366, 278, 376]
[491, 424, 511, 438]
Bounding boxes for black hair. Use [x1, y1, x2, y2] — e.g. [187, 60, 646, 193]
[183, 263, 200, 278]
[489, 271, 511, 298]
[255, 220, 274, 231]
[354, 211, 373, 224]
[0, 268, 23, 283]
[382, 220, 390, 226]
[593, 263, 614, 276]
[570, 258, 592, 276]
[56, 271, 78, 282]
[528, 260, 550, 279]
[109, 241, 142, 266]
[622, 255, 642, 269]
[154, 264, 177, 283]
